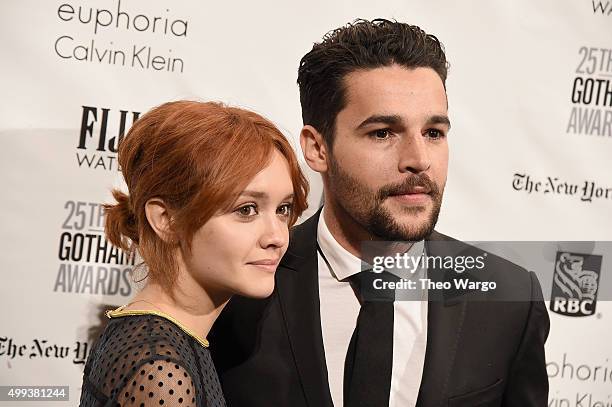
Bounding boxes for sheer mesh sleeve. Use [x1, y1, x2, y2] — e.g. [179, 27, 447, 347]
[80, 314, 226, 407]
[115, 359, 197, 407]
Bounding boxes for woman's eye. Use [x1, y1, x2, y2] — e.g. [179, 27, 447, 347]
[277, 203, 293, 217]
[370, 129, 392, 140]
[236, 204, 257, 217]
[426, 129, 445, 140]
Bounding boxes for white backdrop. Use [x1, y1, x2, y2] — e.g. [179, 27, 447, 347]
[1, 0, 611, 405]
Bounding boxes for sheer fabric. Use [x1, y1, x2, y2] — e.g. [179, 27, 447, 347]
[80, 313, 226, 407]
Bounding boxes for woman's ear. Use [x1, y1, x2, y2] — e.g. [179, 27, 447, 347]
[144, 198, 175, 243]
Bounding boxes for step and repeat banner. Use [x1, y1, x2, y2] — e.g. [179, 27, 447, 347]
[1, 0, 611, 405]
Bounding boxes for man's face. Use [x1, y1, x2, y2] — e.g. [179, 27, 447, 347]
[326, 65, 449, 241]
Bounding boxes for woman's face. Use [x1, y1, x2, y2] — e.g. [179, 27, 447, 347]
[185, 149, 295, 299]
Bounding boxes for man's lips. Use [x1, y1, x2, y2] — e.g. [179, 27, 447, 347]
[391, 186, 431, 195]
[389, 188, 431, 204]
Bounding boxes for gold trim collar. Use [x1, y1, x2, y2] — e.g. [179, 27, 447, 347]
[106, 305, 210, 348]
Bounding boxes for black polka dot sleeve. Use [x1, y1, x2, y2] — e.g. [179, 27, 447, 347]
[116, 359, 197, 406]
[79, 314, 226, 407]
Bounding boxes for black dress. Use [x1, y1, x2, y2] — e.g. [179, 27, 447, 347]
[79, 307, 226, 407]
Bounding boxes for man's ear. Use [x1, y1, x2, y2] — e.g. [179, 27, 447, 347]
[144, 198, 175, 243]
[300, 125, 329, 174]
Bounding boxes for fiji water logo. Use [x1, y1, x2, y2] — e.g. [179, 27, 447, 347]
[591, 0, 612, 15]
[550, 251, 602, 317]
[76, 106, 140, 171]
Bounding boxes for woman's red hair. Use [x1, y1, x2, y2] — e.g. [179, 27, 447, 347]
[104, 101, 309, 290]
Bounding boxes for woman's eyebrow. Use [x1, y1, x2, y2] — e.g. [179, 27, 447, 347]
[240, 190, 267, 199]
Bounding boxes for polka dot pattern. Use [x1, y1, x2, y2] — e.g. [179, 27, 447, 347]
[79, 314, 226, 406]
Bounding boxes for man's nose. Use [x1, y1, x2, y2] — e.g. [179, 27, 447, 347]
[397, 132, 431, 173]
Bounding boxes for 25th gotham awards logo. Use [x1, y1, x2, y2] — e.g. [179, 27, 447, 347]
[54, 200, 135, 296]
[63, 106, 139, 293]
[76, 105, 140, 171]
[54, 1, 189, 72]
[550, 251, 602, 317]
[566, 46, 612, 137]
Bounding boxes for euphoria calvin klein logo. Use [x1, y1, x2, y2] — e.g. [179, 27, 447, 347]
[76, 105, 140, 171]
[54, 1, 189, 72]
[550, 251, 602, 317]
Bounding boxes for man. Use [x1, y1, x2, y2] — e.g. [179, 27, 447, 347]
[209, 19, 549, 406]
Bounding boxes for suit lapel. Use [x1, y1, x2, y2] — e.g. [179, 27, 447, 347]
[416, 231, 467, 406]
[276, 209, 333, 406]
[275, 217, 467, 406]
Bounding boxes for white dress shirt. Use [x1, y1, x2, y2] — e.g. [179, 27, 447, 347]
[317, 206, 428, 407]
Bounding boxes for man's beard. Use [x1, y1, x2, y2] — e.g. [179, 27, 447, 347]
[327, 157, 443, 242]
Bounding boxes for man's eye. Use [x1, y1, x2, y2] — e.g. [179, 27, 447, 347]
[426, 129, 445, 140]
[236, 204, 257, 217]
[370, 129, 392, 140]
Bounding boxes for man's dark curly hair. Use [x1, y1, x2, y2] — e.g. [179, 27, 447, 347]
[297, 18, 448, 146]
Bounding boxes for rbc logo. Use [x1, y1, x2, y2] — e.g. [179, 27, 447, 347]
[550, 251, 602, 317]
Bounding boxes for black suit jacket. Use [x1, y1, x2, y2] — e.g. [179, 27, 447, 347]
[209, 209, 550, 407]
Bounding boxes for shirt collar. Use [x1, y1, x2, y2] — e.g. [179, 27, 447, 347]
[316, 206, 426, 281]
[317, 206, 362, 281]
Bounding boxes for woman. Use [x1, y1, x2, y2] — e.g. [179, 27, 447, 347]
[79, 101, 308, 407]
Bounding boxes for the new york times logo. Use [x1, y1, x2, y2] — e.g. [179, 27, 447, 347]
[550, 251, 602, 317]
[76, 105, 140, 171]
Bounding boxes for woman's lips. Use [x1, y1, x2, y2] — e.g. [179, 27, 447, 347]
[247, 259, 280, 273]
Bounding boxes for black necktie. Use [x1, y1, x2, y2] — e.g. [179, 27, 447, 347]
[344, 270, 399, 407]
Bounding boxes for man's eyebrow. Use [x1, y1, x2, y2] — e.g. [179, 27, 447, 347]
[356, 114, 403, 130]
[427, 115, 451, 129]
[356, 114, 450, 130]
